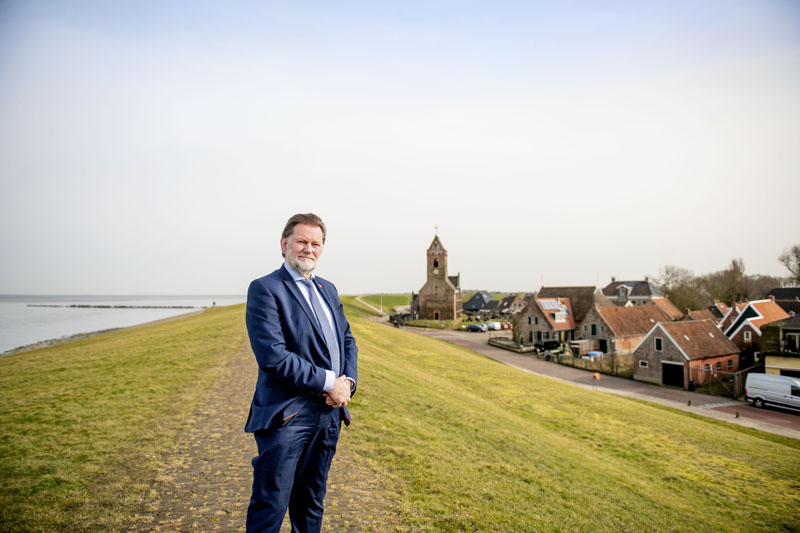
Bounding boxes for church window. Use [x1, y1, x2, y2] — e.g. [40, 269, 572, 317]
[433, 259, 439, 268]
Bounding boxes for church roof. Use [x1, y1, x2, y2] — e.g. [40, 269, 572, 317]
[427, 235, 446, 253]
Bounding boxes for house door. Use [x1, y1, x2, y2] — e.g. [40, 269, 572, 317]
[434, 310, 440, 320]
[662, 361, 684, 388]
[597, 339, 608, 353]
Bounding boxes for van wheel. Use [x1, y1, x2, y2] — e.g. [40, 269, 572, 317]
[754, 398, 765, 408]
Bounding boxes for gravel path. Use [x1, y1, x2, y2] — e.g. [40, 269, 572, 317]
[128, 336, 403, 531]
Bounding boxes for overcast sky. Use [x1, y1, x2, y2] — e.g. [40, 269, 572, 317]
[1, 1, 798, 296]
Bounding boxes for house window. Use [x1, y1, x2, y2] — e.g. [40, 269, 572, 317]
[639, 360, 649, 368]
[716, 362, 722, 370]
[528, 317, 532, 325]
[704, 364, 710, 372]
[655, 338, 663, 352]
[591, 324, 597, 336]
[534, 317, 538, 325]
[583, 325, 587, 332]
[601, 326, 605, 332]
[727, 359, 733, 369]
[744, 330, 752, 342]
[555, 312, 566, 322]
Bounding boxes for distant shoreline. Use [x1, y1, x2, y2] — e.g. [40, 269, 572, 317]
[0, 309, 205, 357]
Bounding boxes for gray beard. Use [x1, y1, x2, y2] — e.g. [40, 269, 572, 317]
[289, 256, 316, 276]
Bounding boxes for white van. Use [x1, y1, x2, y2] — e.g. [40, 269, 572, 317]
[745, 373, 800, 412]
[486, 322, 502, 331]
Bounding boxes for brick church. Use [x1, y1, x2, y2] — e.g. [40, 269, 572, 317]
[412, 235, 462, 320]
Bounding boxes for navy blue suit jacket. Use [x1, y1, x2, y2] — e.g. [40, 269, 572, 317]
[244, 265, 357, 433]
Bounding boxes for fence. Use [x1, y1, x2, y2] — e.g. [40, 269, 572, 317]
[693, 365, 763, 399]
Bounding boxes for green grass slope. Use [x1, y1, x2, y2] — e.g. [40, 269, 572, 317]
[0, 305, 248, 531]
[2, 308, 798, 532]
[345, 319, 800, 532]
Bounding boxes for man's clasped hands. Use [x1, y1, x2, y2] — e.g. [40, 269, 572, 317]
[322, 375, 352, 408]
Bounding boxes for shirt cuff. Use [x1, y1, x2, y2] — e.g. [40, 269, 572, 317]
[322, 369, 335, 393]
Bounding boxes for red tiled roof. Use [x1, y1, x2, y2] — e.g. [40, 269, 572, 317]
[749, 300, 790, 332]
[652, 297, 683, 321]
[659, 320, 739, 360]
[536, 298, 576, 331]
[597, 305, 669, 337]
[688, 309, 716, 322]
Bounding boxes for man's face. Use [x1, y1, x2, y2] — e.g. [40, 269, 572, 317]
[281, 223, 324, 277]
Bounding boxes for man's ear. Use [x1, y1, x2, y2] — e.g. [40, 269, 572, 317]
[280, 237, 287, 256]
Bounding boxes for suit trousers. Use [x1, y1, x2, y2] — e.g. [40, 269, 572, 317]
[246, 399, 341, 533]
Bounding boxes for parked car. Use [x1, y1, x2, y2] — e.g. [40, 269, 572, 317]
[501, 322, 511, 330]
[466, 323, 487, 332]
[745, 373, 800, 412]
[486, 322, 502, 331]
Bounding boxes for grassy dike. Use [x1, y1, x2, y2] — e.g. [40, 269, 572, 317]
[344, 319, 800, 532]
[0, 305, 249, 531]
[2, 307, 799, 531]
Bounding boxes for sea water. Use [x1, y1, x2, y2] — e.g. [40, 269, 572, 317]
[0, 295, 245, 354]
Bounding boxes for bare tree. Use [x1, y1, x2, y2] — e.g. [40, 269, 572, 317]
[656, 265, 709, 312]
[779, 244, 800, 285]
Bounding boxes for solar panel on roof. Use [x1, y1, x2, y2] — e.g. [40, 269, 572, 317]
[540, 300, 561, 310]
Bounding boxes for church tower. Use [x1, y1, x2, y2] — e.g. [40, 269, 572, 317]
[416, 234, 462, 320]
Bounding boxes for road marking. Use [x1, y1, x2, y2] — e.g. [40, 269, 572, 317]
[698, 401, 742, 409]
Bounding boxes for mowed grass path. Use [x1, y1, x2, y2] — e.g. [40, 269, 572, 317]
[345, 319, 800, 532]
[1, 308, 799, 531]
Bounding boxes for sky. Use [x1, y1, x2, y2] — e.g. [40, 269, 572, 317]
[1, 1, 798, 295]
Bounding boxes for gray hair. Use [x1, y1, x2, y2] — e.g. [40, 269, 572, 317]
[281, 213, 327, 243]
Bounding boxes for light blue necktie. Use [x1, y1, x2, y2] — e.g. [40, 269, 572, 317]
[300, 279, 341, 376]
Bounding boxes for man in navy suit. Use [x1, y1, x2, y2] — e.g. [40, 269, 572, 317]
[244, 213, 357, 532]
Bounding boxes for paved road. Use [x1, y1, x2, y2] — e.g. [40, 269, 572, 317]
[410, 328, 800, 440]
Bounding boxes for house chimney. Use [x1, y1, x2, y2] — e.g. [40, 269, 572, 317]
[644, 276, 649, 282]
[611, 276, 616, 283]
[769, 294, 775, 302]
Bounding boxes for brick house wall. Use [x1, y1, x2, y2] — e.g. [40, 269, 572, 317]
[575, 307, 613, 352]
[634, 331, 686, 386]
[513, 303, 574, 344]
[688, 355, 740, 384]
[634, 329, 740, 388]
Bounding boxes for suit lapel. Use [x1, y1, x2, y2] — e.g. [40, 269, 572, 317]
[316, 280, 343, 350]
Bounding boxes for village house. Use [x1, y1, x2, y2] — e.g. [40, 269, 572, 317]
[710, 301, 729, 320]
[602, 277, 683, 320]
[463, 291, 496, 316]
[633, 320, 740, 389]
[413, 235, 462, 320]
[687, 308, 718, 323]
[718, 301, 748, 332]
[496, 293, 529, 316]
[576, 304, 669, 355]
[766, 288, 800, 316]
[513, 297, 576, 345]
[537, 286, 613, 325]
[723, 299, 789, 366]
[761, 315, 800, 378]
